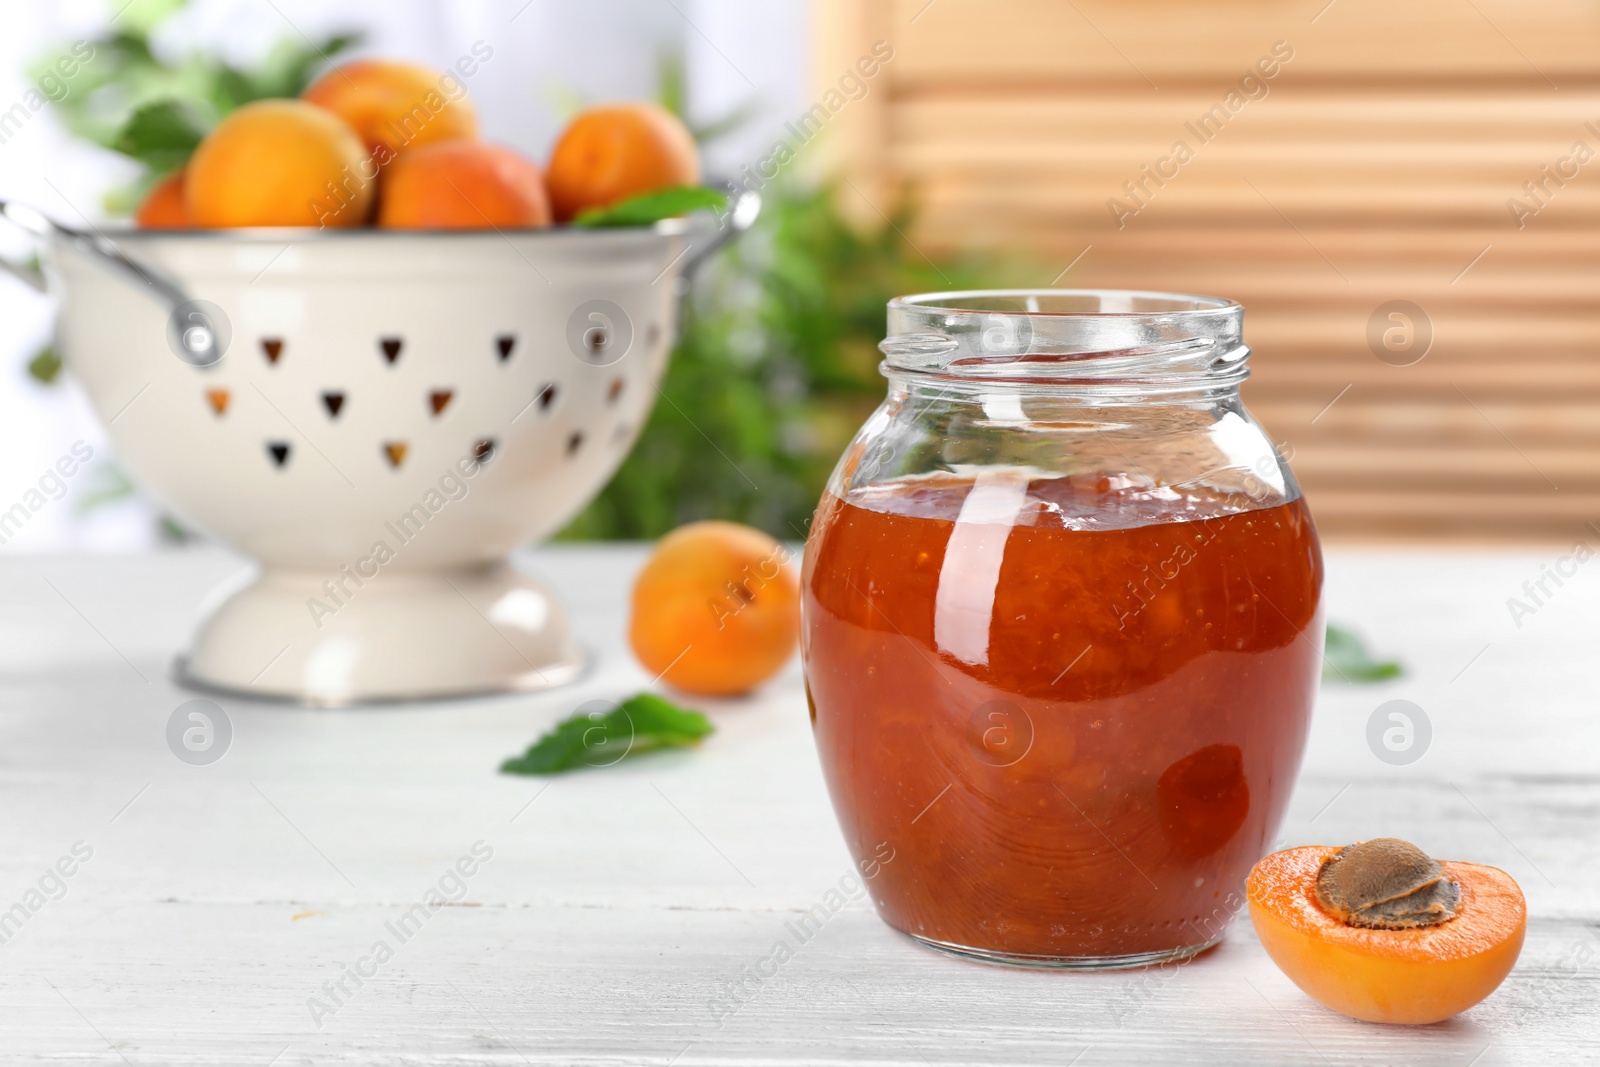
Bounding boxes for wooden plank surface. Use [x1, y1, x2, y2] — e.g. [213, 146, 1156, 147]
[0, 545, 1597, 1064]
[817, 0, 1600, 542]
[884, 0, 1600, 82]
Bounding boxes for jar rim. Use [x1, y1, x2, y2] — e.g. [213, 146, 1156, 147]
[882, 288, 1248, 391]
[888, 288, 1241, 319]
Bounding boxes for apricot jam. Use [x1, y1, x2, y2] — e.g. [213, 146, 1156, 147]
[802, 473, 1323, 965]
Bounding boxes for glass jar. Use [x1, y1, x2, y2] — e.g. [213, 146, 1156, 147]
[801, 290, 1323, 968]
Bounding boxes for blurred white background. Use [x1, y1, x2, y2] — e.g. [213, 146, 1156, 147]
[0, 0, 807, 552]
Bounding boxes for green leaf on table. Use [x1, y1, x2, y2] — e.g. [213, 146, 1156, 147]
[112, 98, 210, 172]
[26, 346, 61, 385]
[573, 186, 729, 228]
[500, 692, 714, 775]
[1322, 623, 1403, 684]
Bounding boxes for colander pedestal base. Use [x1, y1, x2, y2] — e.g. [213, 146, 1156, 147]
[178, 561, 584, 706]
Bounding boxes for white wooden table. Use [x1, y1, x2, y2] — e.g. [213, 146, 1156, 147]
[0, 545, 1596, 1066]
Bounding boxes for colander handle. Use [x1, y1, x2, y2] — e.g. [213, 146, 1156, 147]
[0, 199, 218, 364]
[675, 184, 761, 287]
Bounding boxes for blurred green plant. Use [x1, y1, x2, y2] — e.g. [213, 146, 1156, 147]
[26, 345, 62, 385]
[36, 0, 358, 210]
[553, 53, 1041, 540]
[558, 179, 1036, 540]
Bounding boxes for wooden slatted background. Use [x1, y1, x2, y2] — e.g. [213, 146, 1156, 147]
[813, 0, 1600, 541]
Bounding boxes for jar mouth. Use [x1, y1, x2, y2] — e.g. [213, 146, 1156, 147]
[888, 289, 1240, 318]
[882, 288, 1248, 391]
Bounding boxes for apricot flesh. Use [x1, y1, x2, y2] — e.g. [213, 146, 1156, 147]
[1248, 844, 1525, 1024]
[629, 522, 799, 697]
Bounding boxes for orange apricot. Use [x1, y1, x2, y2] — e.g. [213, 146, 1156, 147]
[186, 100, 372, 228]
[1248, 842, 1525, 1025]
[629, 521, 799, 697]
[376, 141, 550, 229]
[545, 102, 701, 222]
[135, 169, 189, 228]
[303, 59, 477, 161]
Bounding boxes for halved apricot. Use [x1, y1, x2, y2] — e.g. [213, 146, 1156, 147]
[1248, 842, 1525, 1025]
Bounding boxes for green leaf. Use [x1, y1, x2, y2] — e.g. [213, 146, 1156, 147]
[26, 346, 61, 385]
[500, 693, 714, 775]
[556, 177, 1040, 541]
[224, 32, 364, 106]
[574, 186, 729, 228]
[158, 515, 193, 543]
[655, 49, 687, 119]
[1322, 623, 1403, 684]
[112, 97, 210, 172]
[690, 102, 760, 147]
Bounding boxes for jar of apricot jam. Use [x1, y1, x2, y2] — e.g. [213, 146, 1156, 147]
[802, 290, 1323, 968]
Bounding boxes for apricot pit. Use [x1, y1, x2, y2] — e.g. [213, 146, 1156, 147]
[1313, 837, 1461, 930]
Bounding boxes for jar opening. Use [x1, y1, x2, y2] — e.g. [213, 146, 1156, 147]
[890, 289, 1239, 317]
[882, 288, 1247, 391]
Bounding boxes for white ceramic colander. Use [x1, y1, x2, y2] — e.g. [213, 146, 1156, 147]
[0, 193, 756, 705]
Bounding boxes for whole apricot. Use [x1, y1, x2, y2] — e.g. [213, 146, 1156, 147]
[135, 169, 189, 228]
[545, 102, 701, 222]
[303, 59, 477, 161]
[186, 100, 372, 228]
[629, 521, 799, 696]
[377, 141, 551, 229]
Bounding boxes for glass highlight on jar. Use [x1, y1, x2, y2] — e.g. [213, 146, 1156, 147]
[801, 290, 1324, 968]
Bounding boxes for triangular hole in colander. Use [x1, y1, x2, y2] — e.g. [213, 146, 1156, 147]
[380, 338, 403, 364]
[430, 390, 453, 415]
[383, 442, 408, 468]
[473, 438, 495, 465]
[262, 338, 283, 365]
[497, 335, 516, 361]
[205, 388, 230, 415]
[267, 442, 290, 467]
[322, 392, 345, 418]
